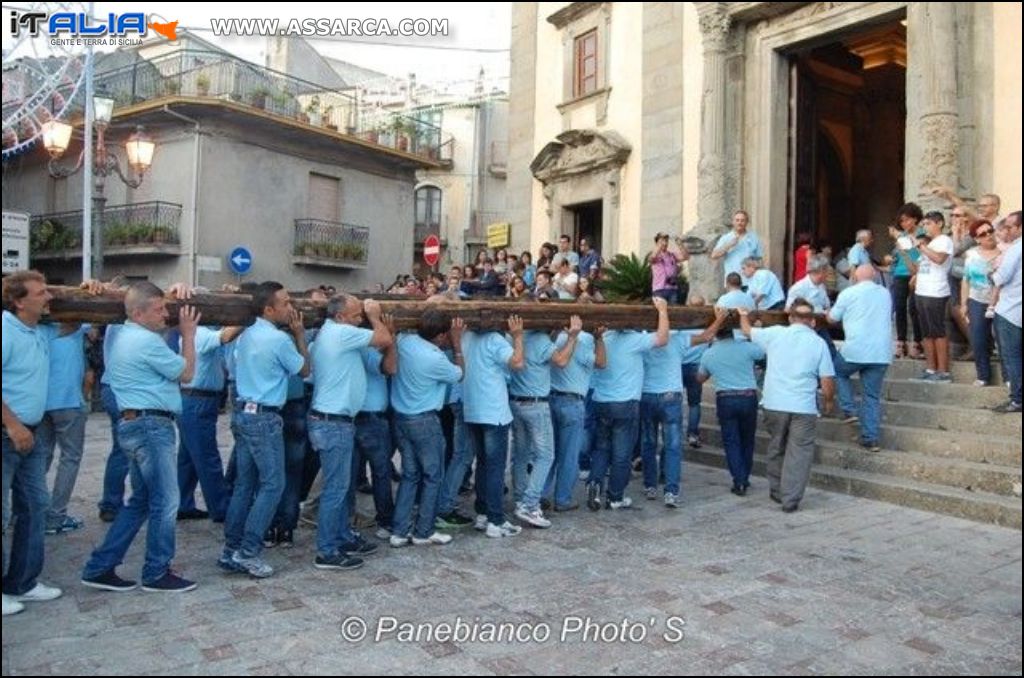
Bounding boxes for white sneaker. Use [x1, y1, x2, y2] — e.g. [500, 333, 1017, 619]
[485, 521, 522, 538]
[973, 379, 988, 387]
[608, 497, 634, 510]
[578, 470, 591, 482]
[2, 594, 25, 616]
[664, 493, 679, 508]
[514, 506, 552, 529]
[375, 527, 392, 541]
[389, 534, 411, 548]
[412, 532, 453, 546]
[15, 583, 62, 602]
[473, 514, 488, 531]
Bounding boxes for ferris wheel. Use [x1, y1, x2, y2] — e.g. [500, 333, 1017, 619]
[2, 3, 88, 161]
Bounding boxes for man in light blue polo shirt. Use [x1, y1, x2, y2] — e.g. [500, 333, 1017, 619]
[509, 313, 583, 529]
[711, 210, 764, 283]
[462, 316, 525, 538]
[390, 310, 463, 548]
[307, 294, 390, 570]
[697, 308, 766, 496]
[717, 273, 756, 310]
[786, 256, 832, 313]
[221, 282, 309, 579]
[82, 281, 201, 593]
[991, 211, 1022, 413]
[828, 265, 893, 450]
[355, 332, 397, 541]
[740, 300, 835, 512]
[2, 271, 63, 616]
[587, 298, 670, 511]
[742, 258, 786, 310]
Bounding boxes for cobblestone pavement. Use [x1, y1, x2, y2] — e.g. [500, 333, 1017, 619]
[2, 413, 1021, 675]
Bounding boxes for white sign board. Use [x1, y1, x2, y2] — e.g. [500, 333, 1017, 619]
[197, 255, 223, 273]
[2, 211, 30, 274]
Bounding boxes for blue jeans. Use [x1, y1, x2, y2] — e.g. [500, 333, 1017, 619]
[2, 430, 50, 595]
[640, 392, 683, 495]
[994, 314, 1022, 404]
[177, 394, 228, 520]
[681, 364, 702, 438]
[82, 416, 179, 584]
[579, 390, 597, 471]
[834, 357, 888, 444]
[510, 400, 555, 511]
[355, 411, 395, 530]
[467, 423, 510, 526]
[307, 418, 357, 556]
[591, 400, 640, 502]
[546, 393, 585, 507]
[967, 298, 995, 383]
[38, 407, 87, 527]
[716, 393, 758, 488]
[98, 384, 129, 514]
[392, 412, 445, 539]
[438, 403, 471, 516]
[224, 411, 285, 558]
[273, 398, 309, 532]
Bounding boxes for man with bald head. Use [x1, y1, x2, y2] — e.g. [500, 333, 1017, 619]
[827, 265, 893, 452]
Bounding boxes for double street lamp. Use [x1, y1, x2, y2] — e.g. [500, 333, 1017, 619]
[40, 93, 156, 279]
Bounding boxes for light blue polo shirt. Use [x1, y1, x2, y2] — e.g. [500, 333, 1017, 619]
[716, 289, 755, 310]
[45, 326, 87, 411]
[751, 324, 834, 415]
[2, 311, 56, 426]
[445, 348, 463, 405]
[993, 238, 1022, 328]
[829, 281, 893, 365]
[392, 334, 462, 415]
[361, 348, 390, 413]
[592, 331, 658, 403]
[847, 242, 871, 268]
[99, 323, 123, 386]
[642, 331, 694, 394]
[235, 317, 306, 408]
[748, 269, 785, 309]
[309, 320, 373, 416]
[698, 339, 765, 392]
[180, 326, 225, 392]
[509, 331, 557, 398]
[107, 321, 186, 413]
[550, 331, 596, 397]
[786, 276, 831, 312]
[716, 230, 764, 281]
[461, 331, 514, 425]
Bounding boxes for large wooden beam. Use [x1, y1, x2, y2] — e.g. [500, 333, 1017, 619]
[44, 286, 800, 332]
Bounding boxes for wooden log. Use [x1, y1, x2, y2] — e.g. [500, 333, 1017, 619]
[44, 286, 803, 332]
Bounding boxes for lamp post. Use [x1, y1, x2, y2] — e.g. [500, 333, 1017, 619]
[40, 94, 155, 280]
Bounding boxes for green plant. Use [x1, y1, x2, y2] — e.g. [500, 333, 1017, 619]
[249, 86, 270, 108]
[600, 253, 652, 302]
[162, 78, 181, 96]
[196, 73, 211, 95]
[305, 95, 321, 114]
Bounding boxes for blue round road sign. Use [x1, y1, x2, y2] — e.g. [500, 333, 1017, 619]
[228, 246, 253, 275]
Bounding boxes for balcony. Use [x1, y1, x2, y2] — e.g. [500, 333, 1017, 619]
[292, 219, 369, 269]
[82, 50, 453, 165]
[30, 201, 182, 261]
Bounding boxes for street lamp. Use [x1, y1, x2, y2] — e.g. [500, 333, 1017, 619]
[40, 93, 156, 279]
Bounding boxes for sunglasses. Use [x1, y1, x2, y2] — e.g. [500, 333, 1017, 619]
[976, 229, 994, 237]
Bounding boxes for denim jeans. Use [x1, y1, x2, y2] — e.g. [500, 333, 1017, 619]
[716, 393, 758, 489]
[82, 415, 179, 584]
[579, 390, 597, 471]
[834, 356, 888, 444]
[224, 411, 285, 558]
[177, 394, 228, 520]
[510, 400, 555, 511]
[967, 298, 995, 383]
[438, 403, 472, 516]
[273, 398, 309, 532]
[392, 412, 445, 539]
[467, 423, 510, 526]
[640, 392, 683, 495]
[38, 407, 87, 527]
[98, 384, 129, 514]
[546, 393, 585, 507]
[355, 411, 395, 530]
[2, 430, 50, 595]
[591, 400, 640, 502]
[681, 364, 702, 438]
[994, 314, 1022, 404]
[307, 417, 357, 556]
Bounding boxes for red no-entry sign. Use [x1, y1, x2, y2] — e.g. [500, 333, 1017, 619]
[423, 234, 441, 267]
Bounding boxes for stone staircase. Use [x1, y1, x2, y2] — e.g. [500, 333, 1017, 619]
[688, 359, 1022, 529]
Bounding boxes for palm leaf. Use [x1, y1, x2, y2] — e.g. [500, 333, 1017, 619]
[599, 253, 652, 302]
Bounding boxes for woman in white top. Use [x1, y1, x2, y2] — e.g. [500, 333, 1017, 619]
[960, 220, 1004, 386]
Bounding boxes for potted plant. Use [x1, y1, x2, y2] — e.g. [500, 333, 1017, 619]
[392, 117, 410, 151]
[196, 73, 211, 96]
[322, 105, 337, 131]
[249, 86, 270, 109]
[162, 78, 181, 97]
[305, 95, 321, 125]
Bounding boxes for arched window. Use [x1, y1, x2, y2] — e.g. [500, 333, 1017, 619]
[415, 186, 442, 234]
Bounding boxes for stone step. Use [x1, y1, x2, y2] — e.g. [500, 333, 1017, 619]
[697, 405, 1022, 464]
[695, 424, 1022, 497]
[873, 378, 1009, 408]
[688, 445, 1022, 529]
[886, 357, 1003, 383]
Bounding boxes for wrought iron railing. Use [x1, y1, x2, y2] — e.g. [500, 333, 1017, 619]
[292, 218, 369, 266]
[30, 201, 182, 256]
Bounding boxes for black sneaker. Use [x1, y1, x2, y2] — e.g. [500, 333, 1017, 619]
[586, 482, 602, 512]
[435, 512, 474, 528]
[141, 571, 197, 593]
[277, 529, 294, 549]
[343, 537, 379, 557]
[262, 527, 278, 548]
[176, 508, 209, 521]
[769, 492, 782, 504]
[98, 509, 117, 523]
[781, 503, 799, 513]
[994, 401, 1022, 414]
[81, 569, 137, 592]
[314, 554, 365, 571]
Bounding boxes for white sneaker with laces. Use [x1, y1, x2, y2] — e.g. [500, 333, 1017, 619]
[608, 497, 634, 510]
[2, 594, 25, 616]
[375, 527, 392, 541]
[485, 521, 522, 538]
[412, 532, 453, 546]
[15, 583, 62, 602]
[389, 534, 411, 548]
[514, 506, 552, 528]
[474, 514, 488, 531]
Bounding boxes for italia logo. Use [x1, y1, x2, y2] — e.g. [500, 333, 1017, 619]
[10, 11, 177, 39]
